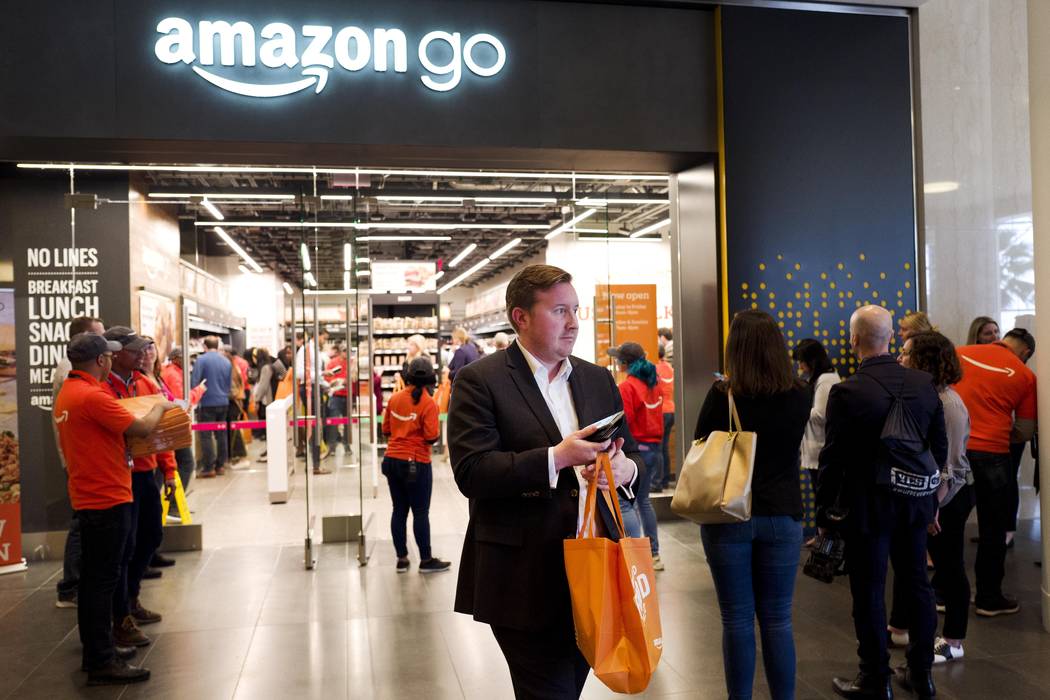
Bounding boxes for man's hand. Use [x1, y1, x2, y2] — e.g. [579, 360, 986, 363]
[552, 425, 610, 471]
[580, 438, 633, 491]
[928, 510, 941, 536]
[164, 479, 177, 502]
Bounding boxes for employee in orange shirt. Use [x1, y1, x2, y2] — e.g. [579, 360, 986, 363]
[656, 343, 676, 491]
[100, 329, 175, 647]
[54, 332, 175, 686]
[382, 357, 451, 575]
[610, 341, 666, 570]
[954, 328, 1037, 617]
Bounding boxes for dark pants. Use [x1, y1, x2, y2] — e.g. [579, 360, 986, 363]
[1007, 441, 1026, 532]
[324, 395, 350, 449]
[701, 515, 802, 700]
[889, 485, 975, 641]
[77, 503, 133, 670]
[382, 457, 433, 560]
[56, 512, 81, 600]
[660, 412, 675, 488]
[127, 471, 163, 601]
[298, 385, 323, 467]
[197, 404, 228, 473]
[970, 450, 1013, 605]
[227, 399, 247, 459]
[174, 446, 194, 492]
[846, 515, 936, 677]
[491, 623, 590, 700]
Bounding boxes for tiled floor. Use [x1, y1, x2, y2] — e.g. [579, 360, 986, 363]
[3, 440, 1050, 699]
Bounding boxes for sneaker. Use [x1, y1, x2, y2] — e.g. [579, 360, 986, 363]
[113, 615, 152, 647]
[652, 554, 665, 572]
[933, 637, 964, 664]
[419, 558, 451, 573]
[215, 466, 226, 476]
[81, 647, 137, 671]
[975, 595, 1020, 617]
[86, 660, 150, 686]
[396, 557, 410, 574]
[150, 554, 175, 568]
[888, 628, 910, 648]
[55, 595, 77, 609]
[129, 598, 162, 625]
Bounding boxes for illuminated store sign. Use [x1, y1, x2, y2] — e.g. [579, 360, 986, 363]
[154, 18, 507, 97]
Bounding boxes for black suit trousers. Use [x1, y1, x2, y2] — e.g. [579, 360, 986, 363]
[491, 622, 590, 700]
[846, 511, 936, 677]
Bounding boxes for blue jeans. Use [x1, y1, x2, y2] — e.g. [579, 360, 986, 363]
[618, 497, 643, 538]
[324, 395, 350, 449]
[637, 442, 661, 555]
[197, 404, 228, 472]
[382, 457, 434, 560]
[701, 515, 802, 700]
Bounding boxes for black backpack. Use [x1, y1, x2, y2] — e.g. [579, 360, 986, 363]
[863, 371, 940, 498]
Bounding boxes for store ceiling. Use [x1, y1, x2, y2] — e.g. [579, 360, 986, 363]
[143, 170, 670, 290]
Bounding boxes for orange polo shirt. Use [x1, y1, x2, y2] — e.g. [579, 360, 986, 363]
[382, 388, 439, 463]
[656, 360, 675, 414]
[54, 371, 136, 510]
[955, 342, 1037, 454]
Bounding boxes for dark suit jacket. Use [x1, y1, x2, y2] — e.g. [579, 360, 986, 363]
[448, 342, 643, 631]
[816, 354, 948, 535]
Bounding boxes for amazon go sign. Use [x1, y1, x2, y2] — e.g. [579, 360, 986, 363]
[154, 18, 507, 97]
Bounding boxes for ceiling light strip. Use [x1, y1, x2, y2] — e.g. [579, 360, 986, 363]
[193, 220, 550, 231]
[282, 282, 294, 295]
[18, 163, 668, 182]
[213, 227, 263, 273]
[304, 271, 318, 287]
[545, 208, 597, 241]
[628, 217, 672, 239]
[488, 238, 522, 260]
[357, 236, 452, 241]
[201, 198, 225, 221]
[343, 243, 353, 271]
[438, 257, 491, 294]
[300, 243, 312, 272]
[148, 192, 297, 200]
[448, 243, 478, 269]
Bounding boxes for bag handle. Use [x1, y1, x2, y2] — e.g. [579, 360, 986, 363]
[577, 452, 627, 540]
[728, 389, 743, 433]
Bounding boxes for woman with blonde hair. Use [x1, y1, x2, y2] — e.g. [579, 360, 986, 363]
[899, 311, 935, 344]
[447, 326, 480, 382]
[966, 316, 1000, 345]
[395, 334, 429, 393]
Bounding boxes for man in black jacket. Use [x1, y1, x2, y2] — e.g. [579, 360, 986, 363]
[448, 264, 643, 700]
[817, 305, 947, 700]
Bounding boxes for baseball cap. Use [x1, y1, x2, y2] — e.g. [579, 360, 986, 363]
[168, 346, 183, 360]
[607, 342, 646, 365]
[406, 357, 436, 385]
[67, 332, 122, 363]
[103, 326, 151, 352]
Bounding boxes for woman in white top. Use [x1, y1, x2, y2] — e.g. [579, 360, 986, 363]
[889, 331, 972, 664]
[792, 339, 841, 546]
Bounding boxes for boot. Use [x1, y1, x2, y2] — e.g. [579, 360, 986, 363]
[129, 597, 163, 625]
[82, 645, 136, 671]
[893, 664, 935, 699]
[86, 659, 150, 686]
[833, 672, 893, 699]
[113, 615, 152, 647]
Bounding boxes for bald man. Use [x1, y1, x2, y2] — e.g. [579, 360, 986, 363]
[817, 306, 947, 700]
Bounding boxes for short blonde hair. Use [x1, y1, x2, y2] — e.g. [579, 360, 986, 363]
[452, 327, 470, 344]
[900, 311, 935, 334]
[405, 334, 427, 358]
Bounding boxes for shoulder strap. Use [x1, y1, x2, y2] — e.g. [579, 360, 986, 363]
[859, 368, 903, 401]
[727, 389, 743, 432]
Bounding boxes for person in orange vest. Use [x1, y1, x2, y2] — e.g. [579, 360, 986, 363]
[656, 343, 675, 491]
[99, 329, 176, 649]
[381, 357, 451, 574]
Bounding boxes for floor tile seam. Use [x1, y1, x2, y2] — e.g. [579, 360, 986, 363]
[4, 624, 81, 699]
[229, 546, 283, 700]
[433, 609, 470, 700]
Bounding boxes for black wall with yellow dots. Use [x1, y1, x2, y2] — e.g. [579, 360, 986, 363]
[719, 6, 918, 375]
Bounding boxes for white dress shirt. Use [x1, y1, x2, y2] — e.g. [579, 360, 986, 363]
[516, 342, 589, 531]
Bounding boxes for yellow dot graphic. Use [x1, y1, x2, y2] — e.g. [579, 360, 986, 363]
[770, 302, 777, 309]
[786, 273, 793, 280]
[830, 282, 837, 289]
[778, 311, 784, 319]
[787, 301, 794, 308]
[905, 281, 911, 289]
[847, 273, 853, 280]
[769, 292, 776, 299]
[751, 303, 759, 309]
[804, 282, 811, 290]
[759, 263, 766, 271]
[904, 262, 911, 270]
[741, 282, 749, 290]
[837, 263, 844, 270]
[760, 282, 767, 290]
[822, 302, 828, 308]
[820, 272, 828, 280]
[795, 263, 801, 271]
[805, 302, 812, 309]
[863, 282, 870, 289]
[872, 291, 879, 298]
[751, 293, 758, 299]
[859, 253, 866, 261]
[880, 273, 887, 280]
[777, 254, 784, 261]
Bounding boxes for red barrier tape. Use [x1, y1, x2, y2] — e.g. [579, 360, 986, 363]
[191, 417, 358, 431]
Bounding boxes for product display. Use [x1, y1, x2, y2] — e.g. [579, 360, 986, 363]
[117, 395, 193, 457]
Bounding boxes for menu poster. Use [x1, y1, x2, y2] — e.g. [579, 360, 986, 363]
[371, 262, 438, 293]
[0, 289, 25, 573]
[594, 284, 659, 369]
[138, 292, 177, 362]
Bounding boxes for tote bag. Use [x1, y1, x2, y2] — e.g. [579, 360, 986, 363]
[670, 390, 756, 524]
[564, 453, 663, 694]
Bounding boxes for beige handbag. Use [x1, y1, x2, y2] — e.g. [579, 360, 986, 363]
[670, 390, 756, 524]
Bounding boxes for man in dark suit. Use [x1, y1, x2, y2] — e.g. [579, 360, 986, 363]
[817, 305, 947, 700]
[448, 264, 643, 700]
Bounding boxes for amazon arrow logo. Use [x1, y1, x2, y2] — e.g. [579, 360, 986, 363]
[155, 19, 507, 98]
[961, 354, 1016, 377]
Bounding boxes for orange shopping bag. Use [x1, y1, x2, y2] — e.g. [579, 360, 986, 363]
[563, 453, 663, 694]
